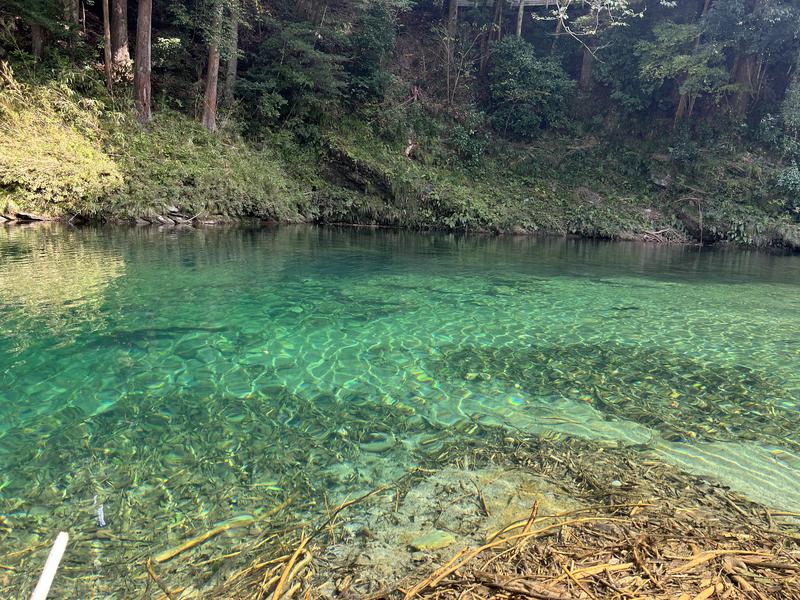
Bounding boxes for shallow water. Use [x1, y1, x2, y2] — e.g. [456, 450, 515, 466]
[1, 224, 800, 591]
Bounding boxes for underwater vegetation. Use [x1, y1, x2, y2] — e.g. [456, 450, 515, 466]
[430, 341, 799, 446]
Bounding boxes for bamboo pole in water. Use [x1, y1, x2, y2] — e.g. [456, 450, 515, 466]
[30, 531, 69, 600]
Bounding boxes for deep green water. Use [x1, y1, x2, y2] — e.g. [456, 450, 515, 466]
[1, 224, 800, 592]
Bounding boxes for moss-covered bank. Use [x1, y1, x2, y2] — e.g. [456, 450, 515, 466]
[2, 72, 799, 250]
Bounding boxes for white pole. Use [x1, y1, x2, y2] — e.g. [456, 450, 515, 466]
[30, 531, 69, 600]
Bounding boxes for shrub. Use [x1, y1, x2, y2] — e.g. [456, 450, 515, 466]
[449, 109, 489, 168]
[348, 3, 397, 102]
[487, 37, 575, 139]
[0, 63, 122, 216]
[777, 163, 800, 217]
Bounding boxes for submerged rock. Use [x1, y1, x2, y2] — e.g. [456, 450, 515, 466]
[409, 530, 456, 551]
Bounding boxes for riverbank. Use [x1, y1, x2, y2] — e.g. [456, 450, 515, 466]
[2, 71, 799, 250]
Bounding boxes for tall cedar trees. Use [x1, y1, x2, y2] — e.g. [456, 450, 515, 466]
[111, 0, 130, 69]
[134, 0, 152, 123]
[201, 0, 224, 132]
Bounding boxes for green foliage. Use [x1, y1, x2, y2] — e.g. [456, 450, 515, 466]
[0, 63, 305, 221]
[237, 18, 347, 133]
[636, 21, 729, 102]
[487, 37, 575, 138]
[706, 0, 800, 63]
[781, 67, 800, 141]
[667, 127, 699, 169]
[448, 109, 489, 169]
[592, 25, 651, 116]
[777, 163, 800, 215]
[0, 65, 122, 216]
[1, 0, 62, 32]
[106, 112, 308, 220]
[348, 2, 398, 102]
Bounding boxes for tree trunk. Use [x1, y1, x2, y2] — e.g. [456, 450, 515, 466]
[675, 91, 689, 124]
[111, 0, 130, 68]
[579, 45, 593, 92]
[63, 0, 80, 48]
[479, 27, 489, 73]
[31, 23, 44, 59]
[447, 0, 458, 40]
[481, 0, 505, 73]
[223, 3, 239, 105]
[515, 0, 524, 38]
[134, 0, 152, 123]
[550, 18, 562, 54]
[64, 0, 80, 24]
[202, 1, 223, 132]
[731, 53, 757, 116]
[102, 0, 113, 90]
[491, 0, 505, 41]
[446, 0, 458, 103]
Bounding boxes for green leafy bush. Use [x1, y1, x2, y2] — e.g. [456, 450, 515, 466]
[348, 3, 397, 102]
[0, 64, 122, 216]
[448, 110, 489, 168]
[487, 38, 575, 138]
[777, 163, 800, 217]
[237, 19, 347, 134]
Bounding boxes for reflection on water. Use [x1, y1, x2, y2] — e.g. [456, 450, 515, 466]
[1, 224, 800, 594]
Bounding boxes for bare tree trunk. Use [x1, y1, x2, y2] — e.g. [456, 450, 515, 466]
[223, 3, 239, 105]
[479, 27, 489, 74]
[111, 0, 130, 68]
[447, 0, 458, 40]
[731, 53, 757, 116]
[675, 90, 689, 124]
[31, 23, 44, 59]
[579, 45, 593, 91]
[63, 0, 80, 48]
[550, 18, 562, 54]
[64, 0, 80, 24]
[102, 0, 113, 90]
[446, 0, 458, 104]
[134, 0, 152, 123]
[202, 1, 223, 132]
[515, 0, 524, 38]
[492, 0, 505, 41]
[481, 0, 505, 73]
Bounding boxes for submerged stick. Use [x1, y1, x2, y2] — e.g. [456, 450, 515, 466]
[30, 531, 69, 600]
[668, 549, 770, 574]
[145, 557, 176, 600]
[154, 514, 255, 563]
[404, 517, 628, 599]
[272, 533, 310, 600]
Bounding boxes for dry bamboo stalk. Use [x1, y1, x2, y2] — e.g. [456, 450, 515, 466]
[669, 550, 770, 574]
[154, 514, 255, 563]
[271, 533, 310, 600]
[405, 517, 627, 598]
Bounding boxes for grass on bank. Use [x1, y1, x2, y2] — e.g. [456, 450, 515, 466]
[1, 62, 798, 248]
[0, 64, 307, 221]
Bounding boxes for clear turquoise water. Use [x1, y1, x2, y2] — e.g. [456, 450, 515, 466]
[1, 224, 800, 593]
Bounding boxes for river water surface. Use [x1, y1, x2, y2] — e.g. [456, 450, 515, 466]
[1, 224, 799, 593]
